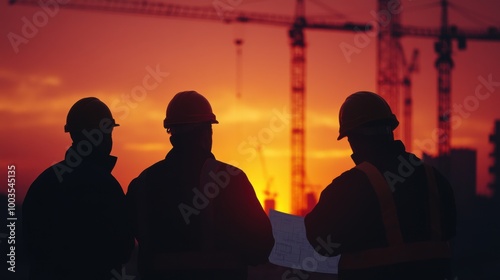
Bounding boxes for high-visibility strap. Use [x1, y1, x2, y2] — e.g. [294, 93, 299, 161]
[355, 162, 404, 246]
[341, 162, 451, 269]
[151, 252, 246, 270]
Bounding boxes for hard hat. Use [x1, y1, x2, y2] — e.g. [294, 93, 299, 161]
[337, 91, 399, 140]
[64, 97, 119, 133]
[163, 91, 218, 128]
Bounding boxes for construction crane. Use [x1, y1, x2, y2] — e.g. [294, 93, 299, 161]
[434, 0, 454, 176]
[399, 46, 419, 152]
[377, 0, 500, 177]
[9, 0, 369, 215]
[377, 0, 402, 139]
[234, 37, 243, 99]
[289, 0, 307, 216]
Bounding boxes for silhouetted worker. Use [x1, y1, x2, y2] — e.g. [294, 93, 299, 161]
[126, 91, 274, 280]
[23, 97, 134, 280]
[305, 91, 456, 280]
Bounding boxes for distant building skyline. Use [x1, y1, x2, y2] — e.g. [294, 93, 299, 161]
[488, 119, 500, 200]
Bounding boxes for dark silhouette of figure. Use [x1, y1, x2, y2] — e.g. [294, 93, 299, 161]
[126, 91, 274, 280]
[22, 97, 134, 280]
[305, 91, 456, 280]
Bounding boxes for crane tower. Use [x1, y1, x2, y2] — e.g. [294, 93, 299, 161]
[377, 0, 401, 138]
[435, 0, 453, 177]
[289, 0, 307, 215]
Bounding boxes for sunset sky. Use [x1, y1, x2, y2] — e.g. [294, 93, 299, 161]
[1, 0, 500, 214]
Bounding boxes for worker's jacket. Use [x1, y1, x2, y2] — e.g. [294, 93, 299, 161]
[305, 140, 456, 280]
[23, 149, 134, 280]
[126, 146, 275, 280]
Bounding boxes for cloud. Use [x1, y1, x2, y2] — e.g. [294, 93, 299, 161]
[0, 68, 67, 114]
[0, 68, 62, 96]
[217, 103, 266, 124]
[263, 147, 351, 159]
[309, 149, 352, 159]
[0, 70, 123, 130]
[123, 142, 166, 152]
[0, 68, 20, 81]
[308, 111, 339, 129]
[28, 75, 61, 87]
[145, 110, 165, 122]
[453, 136, 482, 148]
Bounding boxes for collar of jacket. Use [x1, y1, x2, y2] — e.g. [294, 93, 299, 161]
[165, 146, 215, 161]
[64, 147, 117, 173]
[351, 140, 406, 166]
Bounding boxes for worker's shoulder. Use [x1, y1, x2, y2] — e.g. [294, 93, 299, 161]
[25, 160, 68, 202]
[205, 158, 245, 178]
[31, 160, 67, 186]
[133, 159, 169, 179]
[327, 165, 371, 192]
[423, 163, 452, 188]
[338, 165, 370, 182]
[127, 160, 169, 194]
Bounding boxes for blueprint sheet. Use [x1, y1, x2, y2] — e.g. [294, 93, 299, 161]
[268, 209, 340, 274]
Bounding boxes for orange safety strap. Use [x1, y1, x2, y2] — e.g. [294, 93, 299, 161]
[340, 162, 450, 269]
[355, 162, 404, 246]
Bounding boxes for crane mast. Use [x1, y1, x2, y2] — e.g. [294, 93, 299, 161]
[435, 0, 453, 177]
[377, 0, 401, 138]
[381, 0, 500, 177]
[400, 47, 419, 152]
[289, 0, 306, 215]
[396, 0, 500, 177]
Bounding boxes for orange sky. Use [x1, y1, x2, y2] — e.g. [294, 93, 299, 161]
[1, 0, 500, 214]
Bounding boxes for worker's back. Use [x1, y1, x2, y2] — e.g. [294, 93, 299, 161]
[305, 140, 456, 280]
[127, 145, 274, 280]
